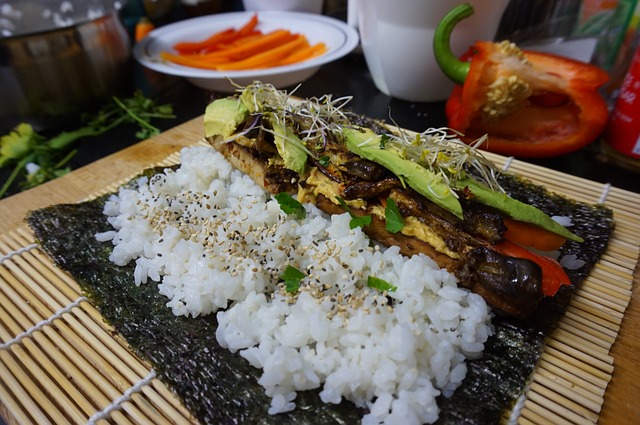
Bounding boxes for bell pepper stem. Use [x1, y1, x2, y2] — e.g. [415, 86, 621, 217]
[433, 3, 474, 85]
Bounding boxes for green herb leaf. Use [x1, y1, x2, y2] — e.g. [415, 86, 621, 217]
[281, 265, 305, 293]
[0, 91, 175, 198]
[349, 215, 372, 229]
[367, 275, 397, 292]
[335, 196, 372, 229]
[379, 133, 390, 148]
[275, 192, 306, 219]
[335, 196, 349, 211]
[0, 123, 42, 167]
[318, 155, 330, 166]
[384, 198, 404, 233]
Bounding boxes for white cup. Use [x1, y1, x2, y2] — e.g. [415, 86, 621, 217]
[243, 0, 324, 14]
[348, 0, 510, 102]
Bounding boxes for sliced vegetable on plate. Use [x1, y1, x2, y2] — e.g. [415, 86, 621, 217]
[160, 13, 328, 70]
[133, 11, 359, 91]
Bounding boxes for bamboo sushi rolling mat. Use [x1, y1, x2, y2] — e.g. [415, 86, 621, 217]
[0, 117, 638, 425]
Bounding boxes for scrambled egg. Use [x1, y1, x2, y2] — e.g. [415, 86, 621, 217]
[300, 168, 459, 259]
[371, 206, 460, 259]
[298, 167, 367, 209]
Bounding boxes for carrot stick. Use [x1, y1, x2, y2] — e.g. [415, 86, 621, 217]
[276, 42, 327, 66]
[135, 17, 155, 42]
[201, 30, 263, 53]
[172, 14, 258, 54]
[173, 28, 238, 54]
[162, 13, 330, 71]
[237, 12, 259, 37]
[160, 51, 233, 69]
[185, 13, 259, 54]
[216, 35, 308, 70]
[197, 29, 296, 61]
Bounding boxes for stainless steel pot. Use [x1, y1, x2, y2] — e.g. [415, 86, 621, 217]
[0, 1, 132, 132]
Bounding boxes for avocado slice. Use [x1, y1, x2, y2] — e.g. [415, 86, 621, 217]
[343, 127, 464, 219]
[204, 98, 249, 138]
[343, 127, 582, 242]
[455, 178, 584, 242]
[267, 114, 308, 175]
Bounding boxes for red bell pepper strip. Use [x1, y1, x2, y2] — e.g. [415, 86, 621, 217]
[434, 4, 610, 158]
[490, 240, 571, 297]
[502, 216, 567, 252]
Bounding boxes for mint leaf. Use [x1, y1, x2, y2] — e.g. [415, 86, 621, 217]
[384, 198, 404, 233]
[275, 192, 306, 219]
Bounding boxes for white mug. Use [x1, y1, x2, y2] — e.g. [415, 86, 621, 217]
[243, 0, 324, 14]
[348, 0, 510, 102]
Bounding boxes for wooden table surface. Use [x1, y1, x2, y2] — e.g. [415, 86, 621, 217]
[0, 117, 638, 425]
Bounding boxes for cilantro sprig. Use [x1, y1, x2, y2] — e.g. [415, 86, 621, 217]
[0, 91, 175, 198]
[275, 192, 306, 219]
[281, 265, 305, 293]
[384, 198, 404, 233]
[335, 196, 372, 229]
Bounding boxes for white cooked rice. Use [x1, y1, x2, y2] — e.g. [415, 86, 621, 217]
[97, 146, 494, 424]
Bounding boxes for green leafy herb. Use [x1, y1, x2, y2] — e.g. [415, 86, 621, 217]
[335, 196, 372, 229]
[281, 265, 305, 293]
[367, 275, 397, 292]
[318, 155, 330, 166]
[275, 192, 306, 219]
[350, 214, 372, 229]
[384, 198, 404, 233]
[22, 149, 77, 191]
[0, 123, 37, 167]
[379, 133, 390, 148]
[0, 91, 175, 198]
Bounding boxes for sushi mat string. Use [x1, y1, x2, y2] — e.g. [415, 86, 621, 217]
[498, 156, 613, 205]
[0, 242, 38, 264]
[86, 369, 157, 425]
[0, 296, 88, 350]
[0, 240, 159, 423]
[598, 183, 612, 205]
[501, 156, 514, 172]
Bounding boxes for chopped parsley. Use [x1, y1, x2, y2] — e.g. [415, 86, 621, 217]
[335, 196, 372, 229]
[281, 265, 305, 293]
[275, 192, 306, 219]
[384, 198, 404, 233]
[367, 275, 397, 292]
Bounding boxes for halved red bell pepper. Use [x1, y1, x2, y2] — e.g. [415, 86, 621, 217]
[434, 4, 610, 158]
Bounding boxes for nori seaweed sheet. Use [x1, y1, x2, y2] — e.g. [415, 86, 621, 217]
[26, 171, 613, 425]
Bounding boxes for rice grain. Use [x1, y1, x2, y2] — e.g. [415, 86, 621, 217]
[98, 146, 494, 424]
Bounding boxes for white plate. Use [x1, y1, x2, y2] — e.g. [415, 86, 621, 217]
[133, 11, 359, 91]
